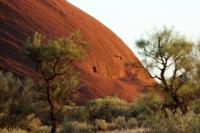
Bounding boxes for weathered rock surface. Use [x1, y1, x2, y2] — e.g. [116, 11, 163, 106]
[0, 0, 154, 104]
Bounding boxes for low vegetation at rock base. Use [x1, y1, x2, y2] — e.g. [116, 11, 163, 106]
[1, 75, 200, 133]
[1, 28, 200, 133]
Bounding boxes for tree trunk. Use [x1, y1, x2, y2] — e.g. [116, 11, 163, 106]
[172, 94, 188, 113]
[46, 82, 57, 133]
[162, 93, 187, 114]
[50, 104, 57, 133]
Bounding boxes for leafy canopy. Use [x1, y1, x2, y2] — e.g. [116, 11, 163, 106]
[136, 27, 196, 112]
[23, 31, 86, 133]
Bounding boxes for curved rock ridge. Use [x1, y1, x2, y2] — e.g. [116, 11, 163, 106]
[0, 0, 154, 104]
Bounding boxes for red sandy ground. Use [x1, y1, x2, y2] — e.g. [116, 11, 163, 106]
[0, 0, 154, 104]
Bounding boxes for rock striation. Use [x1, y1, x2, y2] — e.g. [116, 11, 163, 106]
[0, 0, 154, 104]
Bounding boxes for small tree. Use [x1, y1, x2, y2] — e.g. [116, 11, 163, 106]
[23, 32, 86, 133]
[136, 27, 194, 112]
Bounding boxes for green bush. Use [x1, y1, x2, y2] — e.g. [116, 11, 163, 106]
[0, 128, 27, 133]
[145, 109, 200, 133]
[127, 118, 138, 128]
[63, 106, 88, 122]
[61, 121, 78, 133]
[61, 121, 93, 133]
[107, 123, 118, 131]
[130, 92, 164, 118]
[18, 114, 41, 131]
[33, 126, 51, 133]
[113, 116, 126, 129]
[0, 72, 42, 130]
[86, 96, 130, 121]
[191, 99, 200, 114]
[95, 119, 108, 131]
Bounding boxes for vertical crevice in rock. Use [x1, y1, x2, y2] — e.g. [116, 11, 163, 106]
[92, 66, 97, 73]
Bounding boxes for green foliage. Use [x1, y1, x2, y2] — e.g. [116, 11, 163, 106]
[60, 95, 200, 132]
[95, 119, 108, 131]
[130, 92, 164, 118]
[128, 91, 200, 133]
[22, 31, 86, 133]
[33, 126, 51, 133]
[145, 109, 200, 133]
[127, 118, 138, 129]
[61, 96, 142, 132]
[61, 121, 79, 133]
[23, 32, 85, 62]
[61, 121, 93, 133]
[0, 71, 41, 131]
[86, 96, 130, 121]
[192, 99, 200, 114]
[0, 128, 27, 133]
[63, 106, 89, 122]
[136, 27, 196, 112]
[22, 32, 85, 104]
[136, 27, 193, 82]
[136, 28, 193, 62]
[112, 116, 126, 129]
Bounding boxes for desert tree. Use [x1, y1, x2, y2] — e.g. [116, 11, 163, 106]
[136, 27, 195, 112]
[22, 31, 86, 133]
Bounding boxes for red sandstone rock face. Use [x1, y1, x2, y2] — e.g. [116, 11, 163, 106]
[0, 0, 154, 104]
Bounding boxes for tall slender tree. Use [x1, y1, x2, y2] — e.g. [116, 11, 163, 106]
[23, 31, 86, 133]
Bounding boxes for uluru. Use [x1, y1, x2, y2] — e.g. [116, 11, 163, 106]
[0, 0, 154, 104]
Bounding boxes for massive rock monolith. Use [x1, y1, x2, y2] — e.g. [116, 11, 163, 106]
[0, 0, 154, 104]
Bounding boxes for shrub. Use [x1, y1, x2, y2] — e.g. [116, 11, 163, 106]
[107, 123, 118, 131]
[33, 126, 51, 133]
[0, 72, 42, 131]
[61, 121, 78, 133]
[19, 114, 41, 131]
[113, 116, 126, 129]
[86, 96, 130, 121]
[127, 118, 138, 128]
[61, 121, 93, 133]
[0, 128, 27, 133]
[63, 106, 88, 122]
[130, 92, 164, 118]
[191, 99, 200, 114]
[145, 109, 200, 133]
[95, 119, 108, 131]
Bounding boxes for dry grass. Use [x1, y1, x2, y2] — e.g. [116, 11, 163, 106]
[98, 128, 149, 133]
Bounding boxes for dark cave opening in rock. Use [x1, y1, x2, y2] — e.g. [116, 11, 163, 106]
[93, 66, 97, 73]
